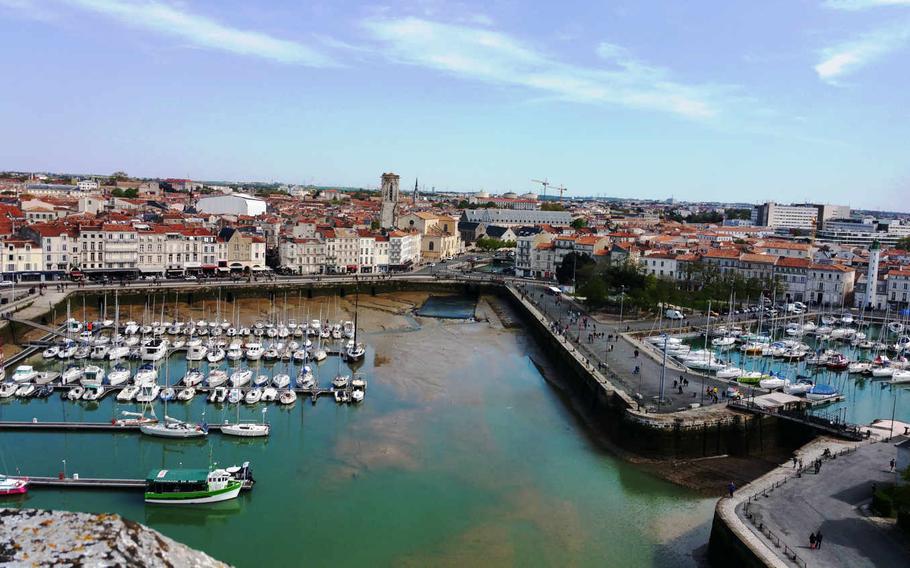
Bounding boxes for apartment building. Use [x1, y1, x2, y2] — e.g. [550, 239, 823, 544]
[279, 238, 325, 275]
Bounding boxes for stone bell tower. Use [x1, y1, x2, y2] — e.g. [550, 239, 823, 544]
[379, 172, 400, 230]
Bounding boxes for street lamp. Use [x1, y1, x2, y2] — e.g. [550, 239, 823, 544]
[619, 285, 626, 323]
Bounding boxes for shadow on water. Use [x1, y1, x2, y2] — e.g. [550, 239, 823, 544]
[416, 295, 477, 319]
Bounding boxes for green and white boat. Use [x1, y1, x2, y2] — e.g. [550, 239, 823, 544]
[144, 468, 242, 504]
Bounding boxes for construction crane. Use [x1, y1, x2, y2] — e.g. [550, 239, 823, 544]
[531, 178, 550, 198]
[553, 185, 567, 201]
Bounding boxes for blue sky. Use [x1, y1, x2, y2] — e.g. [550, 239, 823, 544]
[1, 1, 909, 209]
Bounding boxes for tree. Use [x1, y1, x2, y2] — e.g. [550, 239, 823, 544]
[110, 171, 128, 181]
[370, 220, 380, 230]
[555, 252, 594, 285]
[570, 218, 587, 229]
[111, 188, 138, 198]
[897, 236, 910, 251]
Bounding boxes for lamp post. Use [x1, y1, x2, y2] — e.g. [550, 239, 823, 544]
[62, 459, 67, 479]
[619, 285, 626, 324]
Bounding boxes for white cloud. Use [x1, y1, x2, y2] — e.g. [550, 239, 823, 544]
[54, 0, 337, 66]
[362, 17, 723, 118]
[815, 24, 910, 81]
[823, 0, 910, 10]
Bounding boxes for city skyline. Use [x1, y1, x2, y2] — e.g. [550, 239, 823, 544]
[1, 0, 909, 210]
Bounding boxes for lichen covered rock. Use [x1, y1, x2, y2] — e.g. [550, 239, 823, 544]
[0, 508, 229, 567]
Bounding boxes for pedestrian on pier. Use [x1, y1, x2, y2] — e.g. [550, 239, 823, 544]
[815, 531, 823, 549]
[727, 481, 736, 498]
[633, 349, 639, 358]
[890, 458, 896, 472]
[809, 532, 816, 549]
[792, 457, 798, 469]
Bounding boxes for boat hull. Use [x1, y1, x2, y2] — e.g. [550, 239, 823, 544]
[145, 482, 241, 504]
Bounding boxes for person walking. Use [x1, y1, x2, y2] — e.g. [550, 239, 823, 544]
[890, 458, 896, 472]
[809, 532, 816, 550]
[727, 481, 736, 498]
[815, 530, 823, 549]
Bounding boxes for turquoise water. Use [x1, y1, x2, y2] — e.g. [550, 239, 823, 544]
[685, 324, 910, 425]
[415, 295, 477, 319]
[2, 304, 712, 567]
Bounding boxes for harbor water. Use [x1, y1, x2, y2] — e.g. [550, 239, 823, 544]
[683, 323, 910, 425]
[1, 293, 713, 566]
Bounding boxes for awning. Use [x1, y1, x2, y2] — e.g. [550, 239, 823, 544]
[202, 264, 217, 269]
[217, 267, 230, 272]
[251, 266, 269, 272]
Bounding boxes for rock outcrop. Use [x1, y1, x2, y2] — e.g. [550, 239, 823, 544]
[0, 508, 229, 567]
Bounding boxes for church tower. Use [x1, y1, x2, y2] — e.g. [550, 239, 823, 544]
[380, 172, 400, 230]
[866, 239, 881, 310]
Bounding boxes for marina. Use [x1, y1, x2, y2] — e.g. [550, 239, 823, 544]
[0, 289, 717, 566]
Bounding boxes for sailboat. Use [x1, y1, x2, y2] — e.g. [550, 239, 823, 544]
[345, 290, 366, 362]
[221, 406, 270, 438]
[140, 354, 208, 438]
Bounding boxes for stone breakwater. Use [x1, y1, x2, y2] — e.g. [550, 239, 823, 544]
[0, 508, 229, 567]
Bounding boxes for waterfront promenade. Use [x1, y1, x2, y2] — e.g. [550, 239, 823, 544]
[521, 284, 737, 412]
[713, 421, 910, 567]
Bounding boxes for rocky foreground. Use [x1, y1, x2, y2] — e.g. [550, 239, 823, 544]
[0, 508, 228, 567]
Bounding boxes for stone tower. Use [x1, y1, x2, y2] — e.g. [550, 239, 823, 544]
[380, 172, 400, 230]
[866, 239, 881, 310]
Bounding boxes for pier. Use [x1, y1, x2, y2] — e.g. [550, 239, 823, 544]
[25, 475, 254, 491]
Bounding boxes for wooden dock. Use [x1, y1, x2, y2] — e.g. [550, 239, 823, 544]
[0, 420, 233, 432]
[26, 476, 253, 491]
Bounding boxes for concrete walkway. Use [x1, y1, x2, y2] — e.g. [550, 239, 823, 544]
[734, 430, 910, 567]
[522, 284, 736, 412]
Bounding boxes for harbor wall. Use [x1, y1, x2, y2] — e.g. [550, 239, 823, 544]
[707, 508, 772, 568]
[499, 285, 816, 459]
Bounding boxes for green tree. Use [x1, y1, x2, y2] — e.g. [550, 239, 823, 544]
[897, 236, 910, 251]
[570, 218, 587, 229]
[110, 171, 129, 181]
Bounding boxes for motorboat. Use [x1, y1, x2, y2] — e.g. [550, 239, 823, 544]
[783, 379, 812, 396]
[807, 384, 839, 402]
[82, 385, 105, 401]
[226, 345, 244, 361]
[253, 374, 270, 388]
[207, 347, 226, 363]
[15, 383, 36, 398]
[352, 389, 364, 403]
[272, 374, 290, 389]
[888, 322, 905, 334]
[81, 365, 105, 387]
[90, 344, 109, 360]
[737, 371, 766, 385]
[244, 388, 262, 404]
[117, 385, 140, 402]
[11, 366, 38, 384]
[60, 366, 84, 385]
[872, 366, 895, 378]
[208, 386, 227, 403]
[107, 365, 131, 386]
[263, 347, 280, 361]
[124, 321, 139, 335]
[135, 385, 161, 403]
[711, 336, 736, 348]
[351, 376, 366, 391]
[159, 387, 176, 402]
[343, 321, 355, 339]
[177, 387, 196, 401]
[825, 354, 850, 371]
[107, 345, 130, 360]
[230, 370, 252, 388]
[66, 386, 85, 400]
[840, 313, 854, 325]
[245, 343, 264, 361]
[140, 338, 168, 361]
[134, 364, 158, 386]
[848, 362, 872, 374]
[292, 349, 308, 362]
[181, 370, 205, 387]
[0, 474, 29, 496]
[0, 383, 18, 398]
[332, 374, 350, 389]
[207, 369, 229, 388]
[279, 389, 297, 404]
[186, 340, 208, 362]
[334, 390, 351, 403]
[890, 370, 910, 384]
[227, 388, 243, 404]
[312, 349, 327, 362]
[35, 385, 54, 398]
[73, 346, 91, 360]
[42, 346, 60, 359]
[261, 387, 278, 402]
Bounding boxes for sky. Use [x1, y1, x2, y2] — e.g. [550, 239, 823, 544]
[1, 0, 909, 210]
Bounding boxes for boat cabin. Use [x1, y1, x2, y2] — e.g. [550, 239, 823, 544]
[145, 469, 210, 494]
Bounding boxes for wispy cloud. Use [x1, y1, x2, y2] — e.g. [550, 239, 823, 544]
[815, 23, 910, 82]
[823, 0, 910, 10]
[7, 0, 338, 67]
[362, 17, 725, 118]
